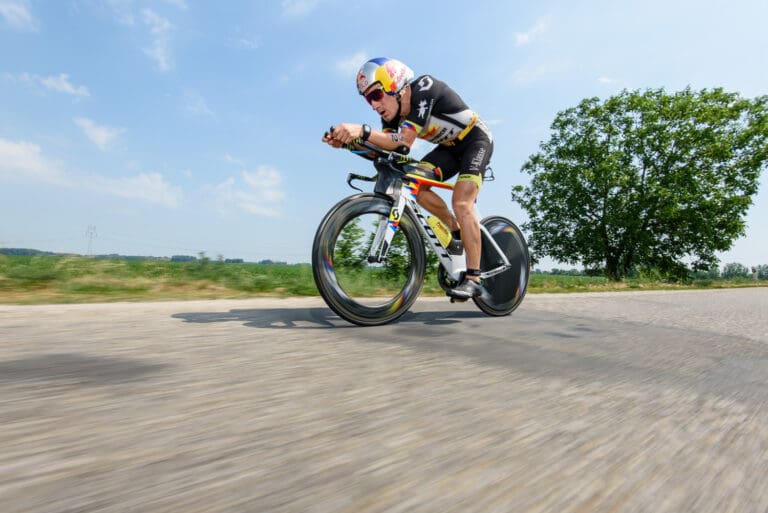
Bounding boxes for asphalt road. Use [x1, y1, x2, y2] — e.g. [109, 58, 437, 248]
[1, 289, 767, 512]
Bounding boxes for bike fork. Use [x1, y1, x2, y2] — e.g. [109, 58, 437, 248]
[367, 194, 407, 263]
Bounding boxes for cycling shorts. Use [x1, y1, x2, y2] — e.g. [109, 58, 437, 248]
[418, 127, 493, 189]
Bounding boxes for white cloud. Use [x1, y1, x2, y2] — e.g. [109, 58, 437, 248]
[281, 0, 320, 17]
[514, 16, 550, 46]
[213, 166, 285, 217]
[0, 138, 67, 184]
[223, 153, 245, 167]
[142, 9, 174, 71]
[0, 0, 38, 31]
[105, 4, 176, 71]
[243, 167, 282, 193]
[87, 172, 183, 208]
[41, 74, 90, 97]
[234, 36, 260, 50]
[3, 72, 90, 97]
[183, 91, 215, 118]
[336, 51, 367, 78]
[105, 0, 136, 26]
[0, 137, 183, 207]
[74, 117, 125, 150]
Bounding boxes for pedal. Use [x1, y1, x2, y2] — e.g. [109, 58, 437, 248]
[449, 296, 469, 303]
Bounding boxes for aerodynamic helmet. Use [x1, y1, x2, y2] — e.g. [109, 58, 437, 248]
[356, 57, 414, 96]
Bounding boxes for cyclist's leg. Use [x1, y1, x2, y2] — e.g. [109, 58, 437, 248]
[454, 180, 481, 272]
[415, 149, 459, 230]
[419, 186, 458, 232]
[452, 136, 493, 284]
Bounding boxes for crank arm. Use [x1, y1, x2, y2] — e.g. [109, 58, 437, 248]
[480, 265, 512, 280]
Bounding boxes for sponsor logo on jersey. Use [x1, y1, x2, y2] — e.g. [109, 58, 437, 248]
[417, 100, 428, 119]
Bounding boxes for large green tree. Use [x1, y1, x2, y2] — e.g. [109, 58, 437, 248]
[512, 88, 767, 280]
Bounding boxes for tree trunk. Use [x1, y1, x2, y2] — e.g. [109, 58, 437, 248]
[605, 256, 621, 281]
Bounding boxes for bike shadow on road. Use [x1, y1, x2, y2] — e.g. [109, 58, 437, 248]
[0, 353, 171, 387]
[172, 305, 487, 330]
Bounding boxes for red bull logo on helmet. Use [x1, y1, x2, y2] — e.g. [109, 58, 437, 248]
[357, 71, 369, 92]
[382, 62, 407, 92]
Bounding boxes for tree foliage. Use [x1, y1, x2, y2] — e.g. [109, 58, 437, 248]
[721, 262, 750, 279]
[336, 216, 438, 281]
[512, 88, 767, 280]
[334, 217, 366, 270]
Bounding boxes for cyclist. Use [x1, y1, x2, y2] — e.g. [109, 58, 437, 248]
[322, 57, 493, 299]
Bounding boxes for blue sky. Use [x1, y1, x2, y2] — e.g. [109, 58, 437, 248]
[1, 0, 766, 269]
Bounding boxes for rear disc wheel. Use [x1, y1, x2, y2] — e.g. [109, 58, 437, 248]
[473, 216, 530, 316]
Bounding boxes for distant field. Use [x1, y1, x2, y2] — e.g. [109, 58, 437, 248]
[0, 255, 764, 305]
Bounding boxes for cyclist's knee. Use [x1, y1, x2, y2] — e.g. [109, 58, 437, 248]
[452, 197, 474, 216]
[455, 174, 480, 202]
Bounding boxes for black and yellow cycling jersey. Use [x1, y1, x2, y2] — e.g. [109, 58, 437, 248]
[381, 74, 493, 186]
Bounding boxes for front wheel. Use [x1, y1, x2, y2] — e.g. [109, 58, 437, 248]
[312, 194, 426, 326]
[473, 216, 530, 316]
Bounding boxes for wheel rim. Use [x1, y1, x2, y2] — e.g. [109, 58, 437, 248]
[314, 197, 424, 323]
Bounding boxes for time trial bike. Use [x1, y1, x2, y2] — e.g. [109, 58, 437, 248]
[312, 138, 530, 326]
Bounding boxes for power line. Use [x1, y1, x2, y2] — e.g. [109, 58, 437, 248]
[85, 225, 97, 256]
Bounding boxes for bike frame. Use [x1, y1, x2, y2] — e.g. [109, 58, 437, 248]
[365, 160, 512, 283]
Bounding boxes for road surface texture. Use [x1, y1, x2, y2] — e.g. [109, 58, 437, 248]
[1, 288, 767, 512]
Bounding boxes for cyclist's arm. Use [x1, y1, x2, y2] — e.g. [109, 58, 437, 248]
[371, 126, 417, 152]
[327, 123, 417, 152]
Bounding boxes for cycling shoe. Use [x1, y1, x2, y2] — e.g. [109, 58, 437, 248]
[447, 278, 484, 299]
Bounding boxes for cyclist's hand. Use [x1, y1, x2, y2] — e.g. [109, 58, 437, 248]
[322, 126, 345, 148]
[329, 123, 362, 145]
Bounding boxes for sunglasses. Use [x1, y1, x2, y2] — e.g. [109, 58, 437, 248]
[364, 87, 386, 105]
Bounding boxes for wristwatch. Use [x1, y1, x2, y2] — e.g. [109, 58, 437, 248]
[361, 124, 371, 141]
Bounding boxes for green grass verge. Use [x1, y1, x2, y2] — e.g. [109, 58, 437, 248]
[0, 254, 764, 304]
